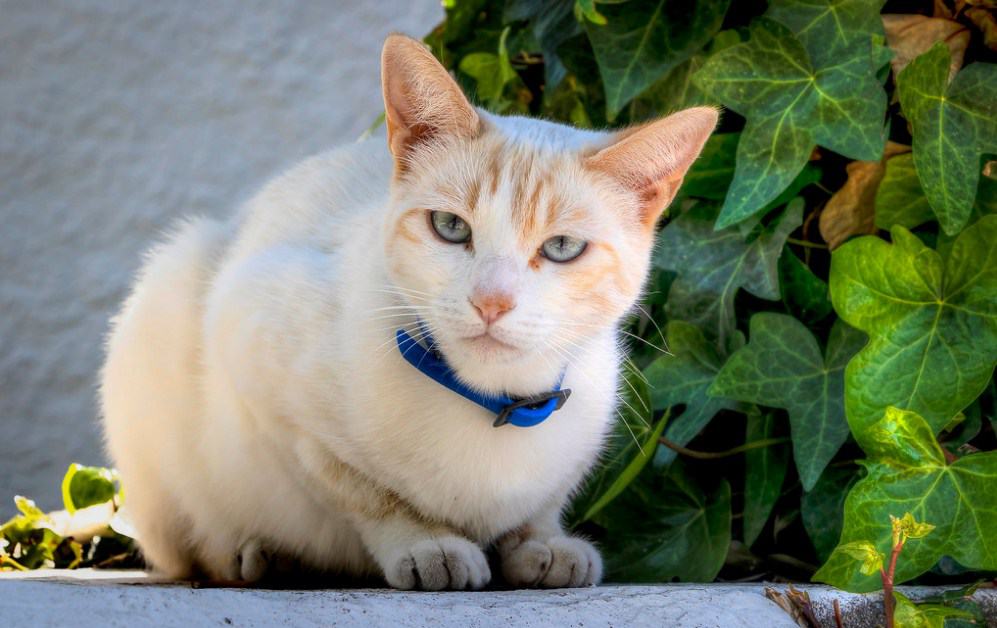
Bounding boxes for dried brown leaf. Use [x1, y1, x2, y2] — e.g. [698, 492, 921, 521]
[966, 7, 997, 51]
[764, 588, 814, 628]
[786, 585, 820, 627]
[883, 14, 970, 80]
[935, 0, 954, 19]
[819, 142, 910, 250]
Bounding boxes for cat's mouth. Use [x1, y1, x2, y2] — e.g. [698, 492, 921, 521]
[461, 332, 520, 354]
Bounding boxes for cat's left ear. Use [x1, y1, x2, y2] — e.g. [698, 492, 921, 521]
[585, 107, 719, 228]
[381, 34, 481, 172]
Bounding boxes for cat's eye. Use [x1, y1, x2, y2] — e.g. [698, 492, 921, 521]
[541, 235, 587, 263]
[430, 211, 472, 244]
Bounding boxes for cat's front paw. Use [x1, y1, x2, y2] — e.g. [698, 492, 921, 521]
[501, 536, 602, 588]
[383, 536, 491, 591]
[236, 538, 271, 583]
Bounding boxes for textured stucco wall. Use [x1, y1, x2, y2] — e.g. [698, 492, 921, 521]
[0, 0, 442, 515]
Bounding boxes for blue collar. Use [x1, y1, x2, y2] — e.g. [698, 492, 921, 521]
[395, 328, 571, 428]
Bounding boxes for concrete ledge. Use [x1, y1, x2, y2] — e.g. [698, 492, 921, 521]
[3, 570, 995, 627]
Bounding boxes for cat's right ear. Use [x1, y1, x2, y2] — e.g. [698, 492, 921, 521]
[381, 35, 481, 172]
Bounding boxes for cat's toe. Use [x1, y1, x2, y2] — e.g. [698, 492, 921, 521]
[502, 536, 601, 589]
[237, 539, 270, 583]
[500, 539, 552, 587]
[384, 536, 490, 591]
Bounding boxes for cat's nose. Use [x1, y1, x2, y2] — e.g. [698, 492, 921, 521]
[470, 293, 516, 325]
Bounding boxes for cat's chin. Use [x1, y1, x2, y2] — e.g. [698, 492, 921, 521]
[457, 333, 523, 363]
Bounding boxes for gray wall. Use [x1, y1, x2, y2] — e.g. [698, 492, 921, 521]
[0, 1, 442, 515]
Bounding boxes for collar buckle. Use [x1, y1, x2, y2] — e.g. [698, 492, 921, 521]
[492, 389, 572, 428]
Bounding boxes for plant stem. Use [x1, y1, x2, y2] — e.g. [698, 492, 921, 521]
[786, 237, 828, 249]
[882, 539, 905, 628]
[833, 599, 843, 628]
[658, 436, 790, 460]
[0, 555, 28, 571]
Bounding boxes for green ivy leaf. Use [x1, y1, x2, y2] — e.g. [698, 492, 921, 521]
[61, 464, 117, 514]
[655, 201, 803, 351]
[766, 0, 886, 70]
[878, 160, 997, 259]
[600, 460, 731, 582]
[814, 407, 997, 592]
[458, 26, 519, 108]
[874, 152, 935, 230]
[983, 377, 997, 435]
[1, 496, 62, 571]
[644, 321, 742, 468]
[504, 0, 580, 89]
[801, 466, 858, 563]
[673, 133, 739, 201]
[695, 16, 886, 227]
[569, 364, 664, 525]
[710, 313, 865, 489]
[835, 540, 884, 576]
[893, 592, 977, 628]
[630, 29, 741, 119]
[937, 171, 997, 260]
[574, 0, 606, 25]
[586, 0, 729, 119]
[829, 216, 997, 441]
[743, 411, 788, 546]
[779, 250, 833, 323]
[918, 584, 989, 628]
[896, 43, 997, 235]
[14, 496, 44, 520]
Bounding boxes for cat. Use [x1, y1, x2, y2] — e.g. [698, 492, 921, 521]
[100, 34, 717, 590]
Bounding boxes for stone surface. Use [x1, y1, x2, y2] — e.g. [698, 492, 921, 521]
[0, 1, 442, 516]
[1, 571, 802, 627]
[4, 570, 995, 627]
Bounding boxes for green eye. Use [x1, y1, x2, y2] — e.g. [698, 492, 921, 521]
[541, 235, 587, 263]
[430, 211, 472, 244]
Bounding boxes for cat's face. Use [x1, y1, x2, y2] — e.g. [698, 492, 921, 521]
[384, 125, 652, 389]
[379, 35, 717, 393]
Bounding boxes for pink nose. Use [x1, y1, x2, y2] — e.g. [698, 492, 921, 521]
[470, 293, 516, 325]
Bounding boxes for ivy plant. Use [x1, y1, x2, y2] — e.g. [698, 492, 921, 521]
[427, 0, 997, 590]
[2, 464, 138, 572]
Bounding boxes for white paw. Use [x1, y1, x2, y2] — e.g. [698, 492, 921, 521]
[501, 536, 602, 588]
[382, 536, 491, 591]
[237, 539, 270, 583]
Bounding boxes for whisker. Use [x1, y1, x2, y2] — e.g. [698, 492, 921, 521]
[368, 312, 429, 323]
[368, 285, 433, 297]
[369, 305, 435, 313]
[621, 356, 651, 385]
[633, 302, 669, 353]
[616, 406, 645, 456]
[617, 329, 672, 356]
[552, 320, 671, 356]
[617, 365, 650, 414]
[547, 334, 650, 429]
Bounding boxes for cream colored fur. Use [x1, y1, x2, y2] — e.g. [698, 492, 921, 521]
[100, 35, 716, 589]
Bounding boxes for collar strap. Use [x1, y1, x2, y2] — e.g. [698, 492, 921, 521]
[395, 328, 571, 428]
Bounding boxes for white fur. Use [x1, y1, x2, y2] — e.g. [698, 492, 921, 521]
[101, 114, 640, 587]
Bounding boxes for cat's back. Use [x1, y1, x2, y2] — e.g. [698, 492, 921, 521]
[225, 138, 393, 264]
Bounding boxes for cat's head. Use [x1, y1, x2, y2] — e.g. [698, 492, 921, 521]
[379, 35, 716, 396]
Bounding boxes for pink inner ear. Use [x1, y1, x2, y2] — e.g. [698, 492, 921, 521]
[381, 35, 480, 171]
[585, 107, 719, 226]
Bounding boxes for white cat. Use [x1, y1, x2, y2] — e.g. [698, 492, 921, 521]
[100, 34, 717, 589]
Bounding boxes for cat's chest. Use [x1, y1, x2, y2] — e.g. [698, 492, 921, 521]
[335, 356, 616, 539]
